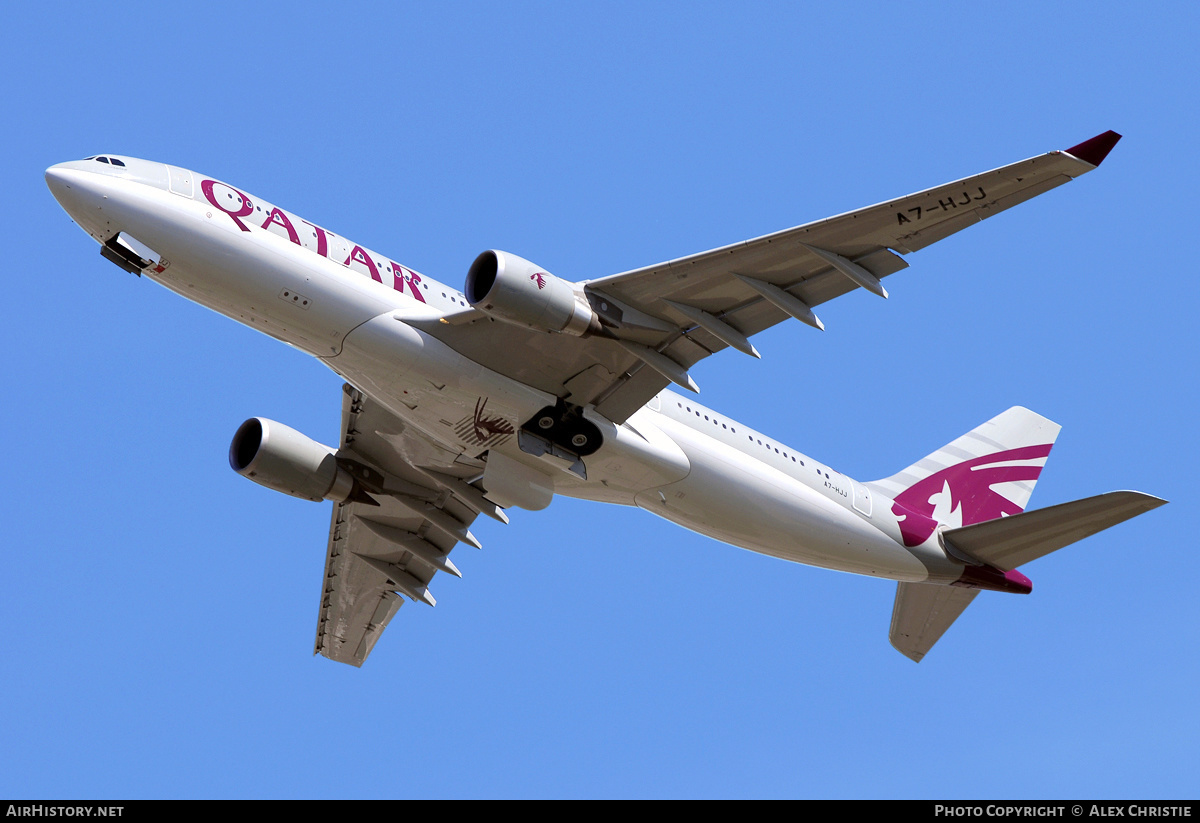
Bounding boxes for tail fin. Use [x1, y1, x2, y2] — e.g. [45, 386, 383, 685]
[868, 407, 1061, 546]
[878, 408, 1167, 663]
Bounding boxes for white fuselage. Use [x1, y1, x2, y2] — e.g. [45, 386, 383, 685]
[46, 156, 963, 587]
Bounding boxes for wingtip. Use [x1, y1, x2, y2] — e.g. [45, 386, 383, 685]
[1064, 130, 1122, 167]
[889, 637, 924, 663]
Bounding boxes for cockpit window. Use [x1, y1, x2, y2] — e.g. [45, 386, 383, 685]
[97, 157, 110, 164]
[83, 156, 96, 161]
[110, 158, 125, 167]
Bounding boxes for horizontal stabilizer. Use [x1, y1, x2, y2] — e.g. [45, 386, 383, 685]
[890, 583, 979, 663]
[941, 491, 1166, 571]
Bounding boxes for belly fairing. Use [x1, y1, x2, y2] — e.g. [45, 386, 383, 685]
[553, 407, 692, 506]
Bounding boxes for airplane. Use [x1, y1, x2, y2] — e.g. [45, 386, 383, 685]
[44, 131, 1165, 666]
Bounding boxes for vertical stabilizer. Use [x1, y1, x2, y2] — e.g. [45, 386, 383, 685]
[868, 407, 1061, 547]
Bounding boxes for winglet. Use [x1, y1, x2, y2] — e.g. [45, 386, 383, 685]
[1064, 130, 1122, 167]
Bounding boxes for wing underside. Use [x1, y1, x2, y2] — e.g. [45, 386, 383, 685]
[417, 133, 1119, 423]
[315, 385, 506, 667]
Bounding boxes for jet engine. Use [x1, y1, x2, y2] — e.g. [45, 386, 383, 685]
[465, 250, 601, 336]
[229, 418, 355, 503]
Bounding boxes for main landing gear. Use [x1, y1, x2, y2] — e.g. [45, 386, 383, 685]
[521, 401, 603, 457]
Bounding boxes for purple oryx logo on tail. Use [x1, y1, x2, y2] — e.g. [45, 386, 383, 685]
[891, 444, 1053, 547]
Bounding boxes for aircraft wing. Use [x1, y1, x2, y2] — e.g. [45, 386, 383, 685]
[415, 132, 1120, 424]
[315, 385, 506, 666]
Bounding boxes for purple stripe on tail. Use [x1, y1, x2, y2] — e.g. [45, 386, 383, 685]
[892, 444, 1054, 547]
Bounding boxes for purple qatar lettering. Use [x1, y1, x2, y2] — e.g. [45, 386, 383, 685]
[390, 262, 426, 303]
[301, 219, 329, 257]
[344, 244, 383, 284]
[262, 207, 300, 245]
[201, 179, 254, 231]
[201, 178, 424, 303]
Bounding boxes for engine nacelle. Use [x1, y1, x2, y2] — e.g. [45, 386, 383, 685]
[229, 418, 355, 503]
[465, 249, 600, 336]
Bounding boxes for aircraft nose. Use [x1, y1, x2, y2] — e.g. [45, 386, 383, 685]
[44, 163, 74, 200]
[45, 162, 106, 222]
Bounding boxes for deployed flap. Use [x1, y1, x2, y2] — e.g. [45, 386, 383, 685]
[415, 134, 1118, 424]
[940, 491, 1167, 572]
[315, 385, 497, 667]
[890, 582, 980, 663]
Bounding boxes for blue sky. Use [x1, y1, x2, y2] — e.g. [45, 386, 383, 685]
[4, 1, 1197, 799]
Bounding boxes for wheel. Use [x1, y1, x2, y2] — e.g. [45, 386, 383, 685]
[561, 419, 602, 456]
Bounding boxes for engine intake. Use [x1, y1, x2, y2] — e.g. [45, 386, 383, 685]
[466, 250, 600, 336]
[229, 418, 355, 503]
